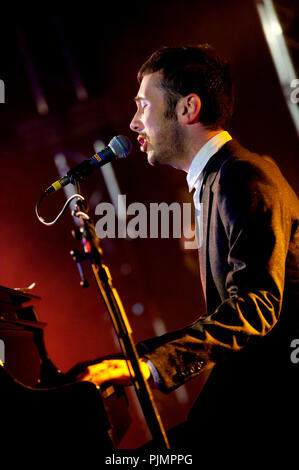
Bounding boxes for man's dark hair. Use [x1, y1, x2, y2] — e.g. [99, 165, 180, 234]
[137, 44, 234, 129]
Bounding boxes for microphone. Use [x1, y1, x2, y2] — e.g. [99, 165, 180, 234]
[44, 135, 132, 195]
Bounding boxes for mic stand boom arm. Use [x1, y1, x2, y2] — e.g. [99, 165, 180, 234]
[73, 196, 170, 449]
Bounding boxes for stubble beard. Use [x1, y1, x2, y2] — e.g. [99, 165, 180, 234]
[148, 115, 186, 167]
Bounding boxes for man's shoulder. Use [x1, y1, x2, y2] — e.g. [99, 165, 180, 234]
[214, 139, 299, 209]
[218, 139, 283, 184]
[220, 139, 277, 169]
[204, 138, 278, 186]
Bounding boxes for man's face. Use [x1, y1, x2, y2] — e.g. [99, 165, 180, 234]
[130, 71, 185, 167]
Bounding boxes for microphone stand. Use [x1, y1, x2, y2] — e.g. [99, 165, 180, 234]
[71, 193, 170, 449]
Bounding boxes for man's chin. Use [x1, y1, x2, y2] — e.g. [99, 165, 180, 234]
[147, 152, 159, 166]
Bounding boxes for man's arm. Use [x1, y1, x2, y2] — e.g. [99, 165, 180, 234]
[79, 157, 297, 392]
[137, 156, 294, 392]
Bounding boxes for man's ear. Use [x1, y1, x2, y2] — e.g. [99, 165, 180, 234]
[177, 94, 201, 124]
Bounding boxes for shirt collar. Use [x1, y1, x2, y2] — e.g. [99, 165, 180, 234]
[186, 130, 232, 192]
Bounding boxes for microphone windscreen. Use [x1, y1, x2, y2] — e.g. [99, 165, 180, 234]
[109, 135, 132, 159]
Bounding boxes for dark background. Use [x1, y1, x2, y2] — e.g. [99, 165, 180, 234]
[0, 0, 298, 448]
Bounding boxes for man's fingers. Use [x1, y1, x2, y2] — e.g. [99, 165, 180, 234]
[78, 359, 151, 386]
[79, 360, 132, 386]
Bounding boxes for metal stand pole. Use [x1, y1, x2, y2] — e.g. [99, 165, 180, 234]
[73, 196, 170, 449]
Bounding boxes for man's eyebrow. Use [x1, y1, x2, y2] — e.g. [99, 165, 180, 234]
[134, 95, 147, 103]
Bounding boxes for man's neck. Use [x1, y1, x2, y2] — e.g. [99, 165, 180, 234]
[176, 127, 224, 173]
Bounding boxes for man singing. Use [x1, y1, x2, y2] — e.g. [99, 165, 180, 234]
[81, 45, 299, 455]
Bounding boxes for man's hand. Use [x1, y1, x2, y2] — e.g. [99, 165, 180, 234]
[79, 359, 151, 387]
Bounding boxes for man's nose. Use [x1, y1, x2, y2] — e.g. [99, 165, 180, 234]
[130, 113, 142, 133]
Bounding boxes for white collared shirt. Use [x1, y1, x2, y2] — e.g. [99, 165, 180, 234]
[186, 131, 232, 247]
